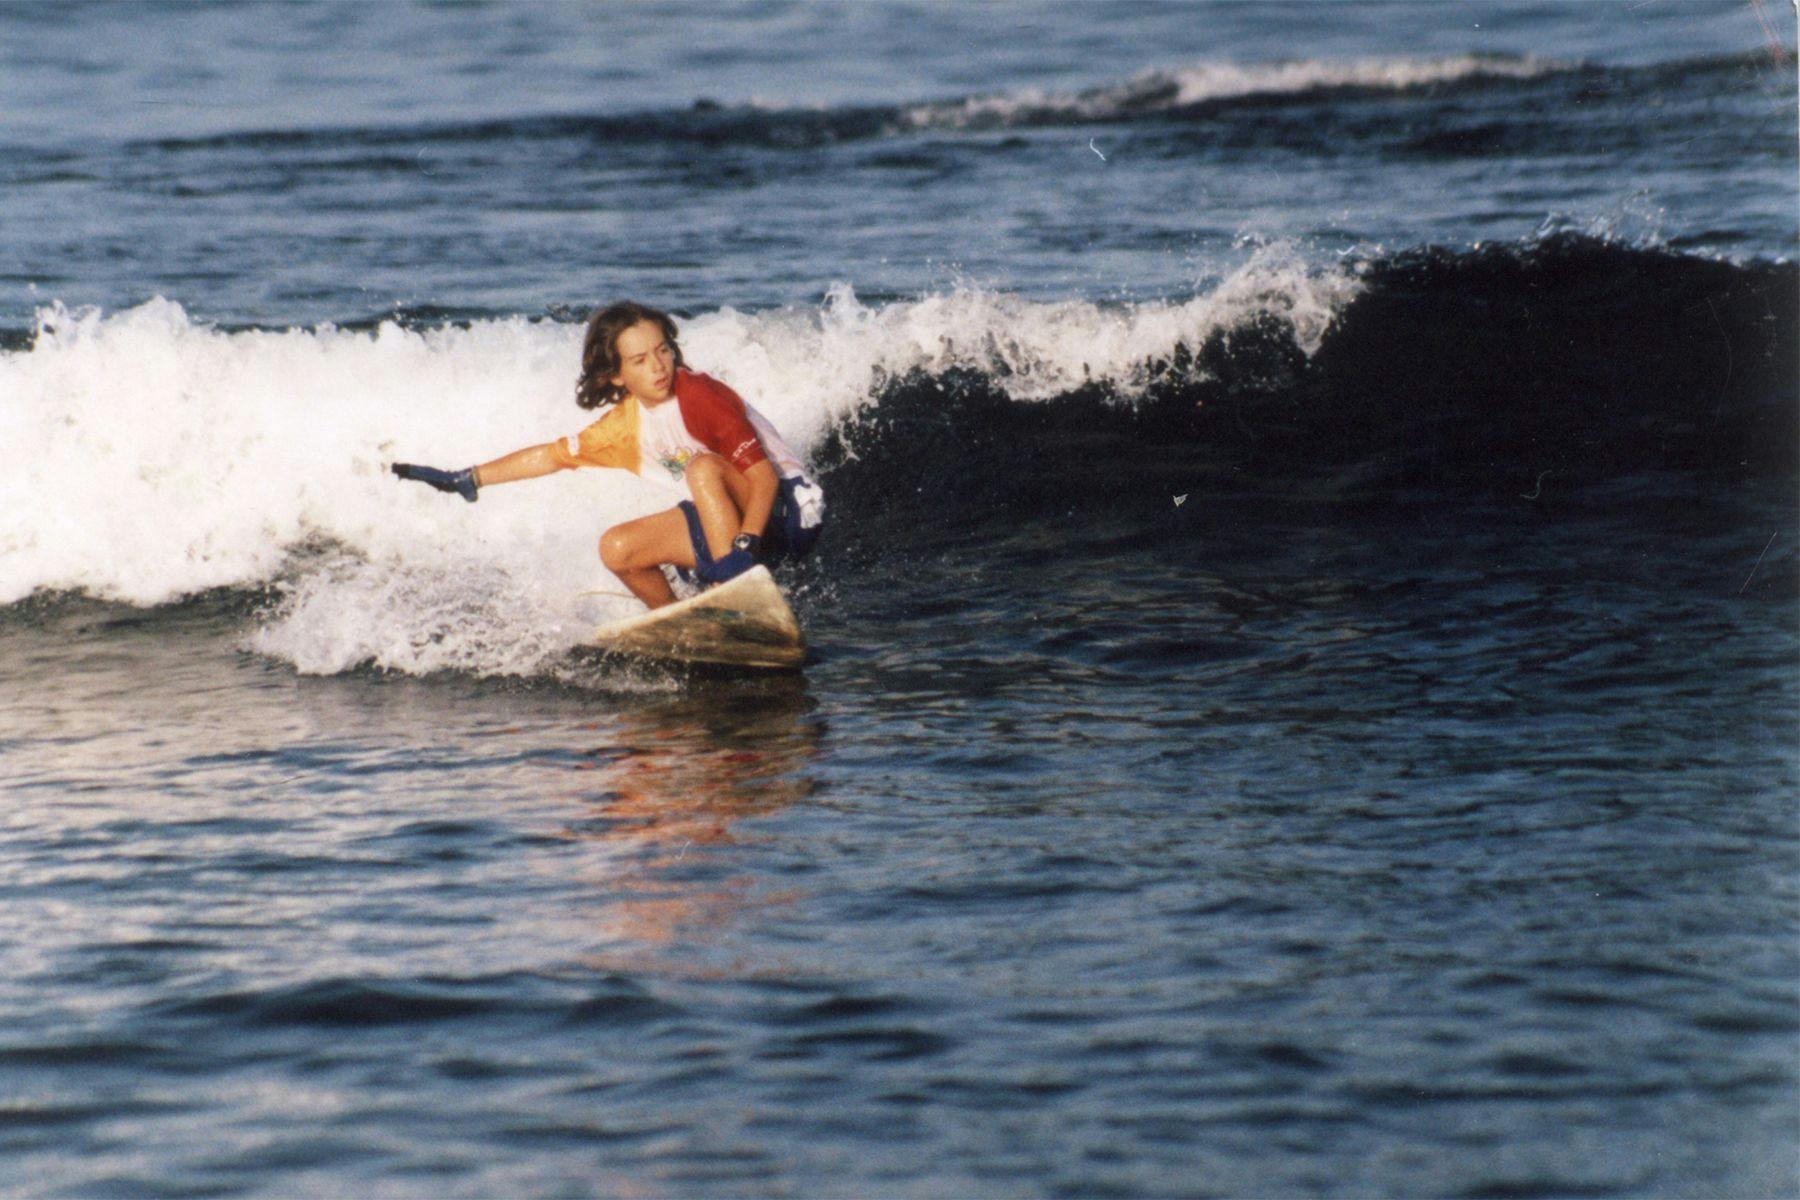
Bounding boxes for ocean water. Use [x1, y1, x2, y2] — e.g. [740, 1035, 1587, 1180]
[2, 2, 1797, 1196]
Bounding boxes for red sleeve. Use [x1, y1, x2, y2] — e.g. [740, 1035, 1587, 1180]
[673, 370, 767, 473]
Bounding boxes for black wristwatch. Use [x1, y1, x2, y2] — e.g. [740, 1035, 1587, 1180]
[732, 533, 761, 558]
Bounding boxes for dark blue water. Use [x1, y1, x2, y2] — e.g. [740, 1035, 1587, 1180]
[2, 3, 1796, 1196]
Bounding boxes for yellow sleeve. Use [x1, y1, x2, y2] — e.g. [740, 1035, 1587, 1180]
[548, 399, 639, 473]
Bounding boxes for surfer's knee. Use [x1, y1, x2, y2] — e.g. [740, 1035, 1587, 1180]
[599, 525, 634, 571]
[687, 454, 754, 517]
[686, 452, 730, 492]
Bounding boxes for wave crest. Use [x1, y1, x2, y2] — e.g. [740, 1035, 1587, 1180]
[903, 54, 1569, 131]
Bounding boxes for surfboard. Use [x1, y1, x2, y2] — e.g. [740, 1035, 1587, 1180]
[585, 565, 804, 669]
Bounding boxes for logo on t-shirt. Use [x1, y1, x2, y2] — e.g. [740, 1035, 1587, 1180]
[658, 448, 693, 480]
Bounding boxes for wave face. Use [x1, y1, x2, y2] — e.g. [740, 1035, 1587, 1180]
[3, 238, 1794, 675]
[816, 236, 1798, 560]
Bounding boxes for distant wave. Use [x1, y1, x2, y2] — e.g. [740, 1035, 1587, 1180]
[899, 53, 1569, 131]
[1024, 47, 1787, 122]
[125, 51, 1782, 155]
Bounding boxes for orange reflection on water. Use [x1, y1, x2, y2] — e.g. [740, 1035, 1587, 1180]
[557, 676, 822, 967]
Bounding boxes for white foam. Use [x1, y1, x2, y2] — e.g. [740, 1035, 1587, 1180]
[904, 54, 1566, 129]
[2, 253, 1357, 675]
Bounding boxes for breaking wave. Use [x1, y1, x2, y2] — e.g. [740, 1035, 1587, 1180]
[3, 235, 1792, 676]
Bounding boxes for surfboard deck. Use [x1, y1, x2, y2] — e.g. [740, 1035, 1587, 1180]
[585, 565, 804, 670]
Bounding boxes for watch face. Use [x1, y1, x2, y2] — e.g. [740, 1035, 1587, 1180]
[733, 534, 754, 552]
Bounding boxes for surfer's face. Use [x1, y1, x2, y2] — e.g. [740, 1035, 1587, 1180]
[610, 320, 677, 404]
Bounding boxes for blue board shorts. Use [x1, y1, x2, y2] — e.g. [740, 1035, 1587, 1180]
[678, 475, 822, 573]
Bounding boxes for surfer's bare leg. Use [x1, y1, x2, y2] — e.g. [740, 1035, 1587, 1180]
[684, 453, 754, 559]
[600, 508, 696, 609]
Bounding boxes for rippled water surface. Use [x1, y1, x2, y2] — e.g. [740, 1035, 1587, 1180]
[5, 480, 1794, 1198]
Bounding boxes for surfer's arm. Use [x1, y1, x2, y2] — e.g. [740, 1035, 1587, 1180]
[391, 442, 569, 502]
[472, 443, 567, 487]
[391, 442, 576, 502]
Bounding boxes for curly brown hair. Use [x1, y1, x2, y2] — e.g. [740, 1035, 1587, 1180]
[575, 301, 686, 410]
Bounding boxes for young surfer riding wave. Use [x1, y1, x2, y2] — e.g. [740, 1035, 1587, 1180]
[391, 301, 823, 609]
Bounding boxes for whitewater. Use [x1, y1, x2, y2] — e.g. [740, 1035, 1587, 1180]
[4, 251, 1357, 674]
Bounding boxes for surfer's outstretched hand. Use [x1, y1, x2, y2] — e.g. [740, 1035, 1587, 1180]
[391, 462, 479, 502]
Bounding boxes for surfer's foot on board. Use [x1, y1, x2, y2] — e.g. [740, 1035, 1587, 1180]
[663, 563, 703, 599]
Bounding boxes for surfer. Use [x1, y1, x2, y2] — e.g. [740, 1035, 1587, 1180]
[390, 301, 823, 609]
